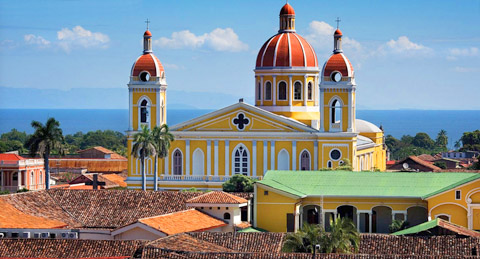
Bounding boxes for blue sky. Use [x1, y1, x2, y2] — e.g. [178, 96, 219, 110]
[0, 0, 479, 109]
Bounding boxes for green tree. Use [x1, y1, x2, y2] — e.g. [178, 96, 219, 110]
[412, 132, 435, 149]
[222, 174, 256, 192]
[131, 125, 156, 191]
[337, 158, 352, 171]
[435, 130, 448, 150]
[0, 129, 29, 153]
[389, 219, 409, 233]
[454, 140, 462, 150]
[282, 223, 324, 253]
[323, 216, 360, 253]
[25, 118, 65, 189]
[460, 130, 480, 152]
[152, 124, 174, 191]
[434, 161, 447, 169]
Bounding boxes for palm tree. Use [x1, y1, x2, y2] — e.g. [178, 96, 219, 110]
[323, 216, 360, 253]
[389, 219, 409, 233]
[131, 125, 156, 191]
[152, 124, 174, 191]
[25, 118, 65, 190]
[455, 140, 462, 150]
[282, 223, 324, 253]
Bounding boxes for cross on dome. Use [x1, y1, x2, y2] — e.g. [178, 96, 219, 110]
[145, 19, 150, 30]
[336, 17, 341, 29]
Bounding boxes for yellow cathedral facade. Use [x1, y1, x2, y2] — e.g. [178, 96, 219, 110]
[126, 3, 386, 190]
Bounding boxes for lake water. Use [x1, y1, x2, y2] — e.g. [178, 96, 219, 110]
[0, 109, 479, 149]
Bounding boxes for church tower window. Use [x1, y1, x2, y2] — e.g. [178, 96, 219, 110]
[233, 145, 249, 175]
[331, 99, 342, 124]
[300, 151, 310, 170]
[307, 82, 313, 100]
[278, 81, 287, 100]
[265, 82, 272, 100]
[294, 81, 302, 100]
[257, 82, 262, 100]
[173, 149, 182, 175]
[192, 149, 205, 176]
[140, 99, 149, 124]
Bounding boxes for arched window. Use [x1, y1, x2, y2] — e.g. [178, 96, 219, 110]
[300, 151, 310, 170]
[277, 149, 289, 170]
[173, 150, 182, 175]
[307, 82, 313, 100]
[294, 81, 302, 100]
[327, 161, 332, 168]
[224, 213, 231, 220]
[265, 82, 272, 100]
[140, 99, 149, 124]
[331, 99, 342, 124]
[233, 145, 249, 175]
[278, 81, 287, 100]
[192, 149, 204, 176]
[436, 214, 450, 221]
[257, 82, 261, 100]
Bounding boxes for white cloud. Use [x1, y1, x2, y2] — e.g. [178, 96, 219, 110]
[24, 34, 51, 47]
[305, 21, 362, 53]
[57, 26, 109, 52]
[154, 28, 248, 52]
[384, 36, 430, 53]
[163, 63, 183, 70]
[447, 47, 478, 60]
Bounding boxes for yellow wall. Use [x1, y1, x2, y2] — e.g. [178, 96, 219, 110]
[256, 185, 299, 232]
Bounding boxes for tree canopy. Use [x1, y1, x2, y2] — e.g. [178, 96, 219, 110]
[460, 130, 480, 152]
[222, 174, 256, 192]
[386, 130, 449, 160]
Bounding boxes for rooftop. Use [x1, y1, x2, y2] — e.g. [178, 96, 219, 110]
[393, 218, 480, 237]
[186, 191, 248, 204]
[258, 170, 480, 198]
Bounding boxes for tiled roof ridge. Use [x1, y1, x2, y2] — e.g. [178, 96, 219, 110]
[45, 189, 87, 228]
[408, 155, 442, 171]
[139, 208, 196, 221]
[186, 191, 247, 204]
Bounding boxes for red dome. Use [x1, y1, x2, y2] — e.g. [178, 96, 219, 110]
[256, 33, 318, 68]
[144, 30, 152, 36]
[334, 29, 342, 36]
[322, 53, 354, 77]
[280, 3, 295, 15]
[131, 53, 164, 77]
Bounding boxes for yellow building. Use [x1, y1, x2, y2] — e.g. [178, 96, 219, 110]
[254, 170, 480, 232]
[126, 3, 386, 190]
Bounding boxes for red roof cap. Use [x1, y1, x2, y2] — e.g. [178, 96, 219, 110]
[322, 53, 354, 77]
[131, 53, 164, 77]
[334, 29, 342, 36]
[280, 3, 295, 16]
[0, 153, 24, 161]
[144, 30, 151, 36]
[256, 32, 318, 68]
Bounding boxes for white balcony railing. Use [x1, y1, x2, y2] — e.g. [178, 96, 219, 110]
[159, 174, 262, 182]
[0, 159, 44, 167]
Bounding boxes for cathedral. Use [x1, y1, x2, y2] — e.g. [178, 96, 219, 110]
[126, 3, 386, 190]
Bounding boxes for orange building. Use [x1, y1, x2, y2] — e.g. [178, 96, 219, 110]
[0, 153, 45, 192]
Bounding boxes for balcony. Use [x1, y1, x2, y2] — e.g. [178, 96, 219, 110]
[159, 175, 262, 182]
[0, 159, 44, 167]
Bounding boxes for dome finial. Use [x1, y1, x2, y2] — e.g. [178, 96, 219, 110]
[279, 3, 295, 32]
[336, 17, 341, 29]
[143, 19, 152, 54]
[333, 18, 343, 53]
[145, 18, 150, 30]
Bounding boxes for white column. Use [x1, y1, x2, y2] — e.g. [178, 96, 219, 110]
[314, 75, 319, 106]
[260, 76, 264, 106]
[214, 140, 219, 176]
[156, 88, 160, 126]
[272, 76, 277, 106]
[129, 89, 133, 130]
[319, 88, 324, 132]
[207, 140, 211, 176]
[356, 212, 361, 232]
[270, 141, 275, 170]
[321, 210, 326, 229]
[263, 141, 268, 173]
[403, 212, 407, 222]
[314, 141, 318, 170]
[392, 212, 395, 221]
[252, 141, 257, 177]
[164, 90, 167, 124]
[368, 212, 373, 233]
[186, 140, 190, 176]
[292, 141, 296, 170]
[225, 140, 230, 176]
[164, 151, 169, 175]
[288, 75, 293, 106]
[303, 75, 308, 106]
[18, 171, 22, 188]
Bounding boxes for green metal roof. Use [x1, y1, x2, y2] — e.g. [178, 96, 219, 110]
[392, 218, 440, 236]
[258, 170, 480, 198]
[237, 227, 267, 233]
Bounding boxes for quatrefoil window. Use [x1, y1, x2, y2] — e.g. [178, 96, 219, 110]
[232, 113, 250, 130]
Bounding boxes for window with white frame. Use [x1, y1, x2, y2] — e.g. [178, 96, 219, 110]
[233, 145, 249, 175]
[331, 99, 342, 124]
[265, 82, 272, 100]
[455, 190, 461, 200]
[300, 151, 310, 170]
[278, 81, 287, 100]
[173, 150, 182, 175]
[294, 81, 302, 100]
[307, 82, 313, 100]
[140, 99, 149, 124]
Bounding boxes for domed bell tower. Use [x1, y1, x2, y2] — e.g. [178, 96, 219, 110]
[320, 24, 356, 133]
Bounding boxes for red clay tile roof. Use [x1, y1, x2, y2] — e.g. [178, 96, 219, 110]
[77, 146, 126, 160]
[138, 209, 227, 235]
[102, 173, 127, 188]
[0, 199, 67, 229]
[0, 153, 24, 161]
[69, 174, 120, 188]
[323, 52, 354, 77]
[334, 28, 342, 36]
[186, 191, 247, 204]
[279, 3, 295, 16]
[132, 53, 164, 77]
[187, 232, 286, 253]
[147, 233, 234, 253]
[0, 239, 143, 258]
[407, 156, 442, 171]
[417, 154, 436, 162]
[386, 160, 397, 165]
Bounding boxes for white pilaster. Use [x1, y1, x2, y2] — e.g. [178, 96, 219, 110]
[207, 140, 211, 176]
[356, 212, 361, 231]
[392, 213, 395, 221]
[270, 141, 275, 170]
[252, 141, 257, 177]
[186, 140, 190, 176]
[288, 75, 293, 106]
[347, 89, 353, 132]
[368, 212, 373, 233]
[303, 75, 307, 106]
[321, 210, 326, 229]
[314, 141, 318, 170]
[403, 212, 407, 222]
[129, 89, 133, 131]
[292, 141, 296, 170]
[319, 88, 324, 132]
[273, 76, 277, 106]
[314, 75, 319, 106]
[164, 90, 167, 124]
[18, 171, 22, 188]
[156, 88, 160, 126]
[260, 76, 264, 106]
[263, 141, 268, 173]
[225, 140, 230, 176]
[214, 140, 219, 176]
[164, 151, 169, 175]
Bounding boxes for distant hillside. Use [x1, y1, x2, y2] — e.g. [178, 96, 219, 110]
[0, 87, 251, 109]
